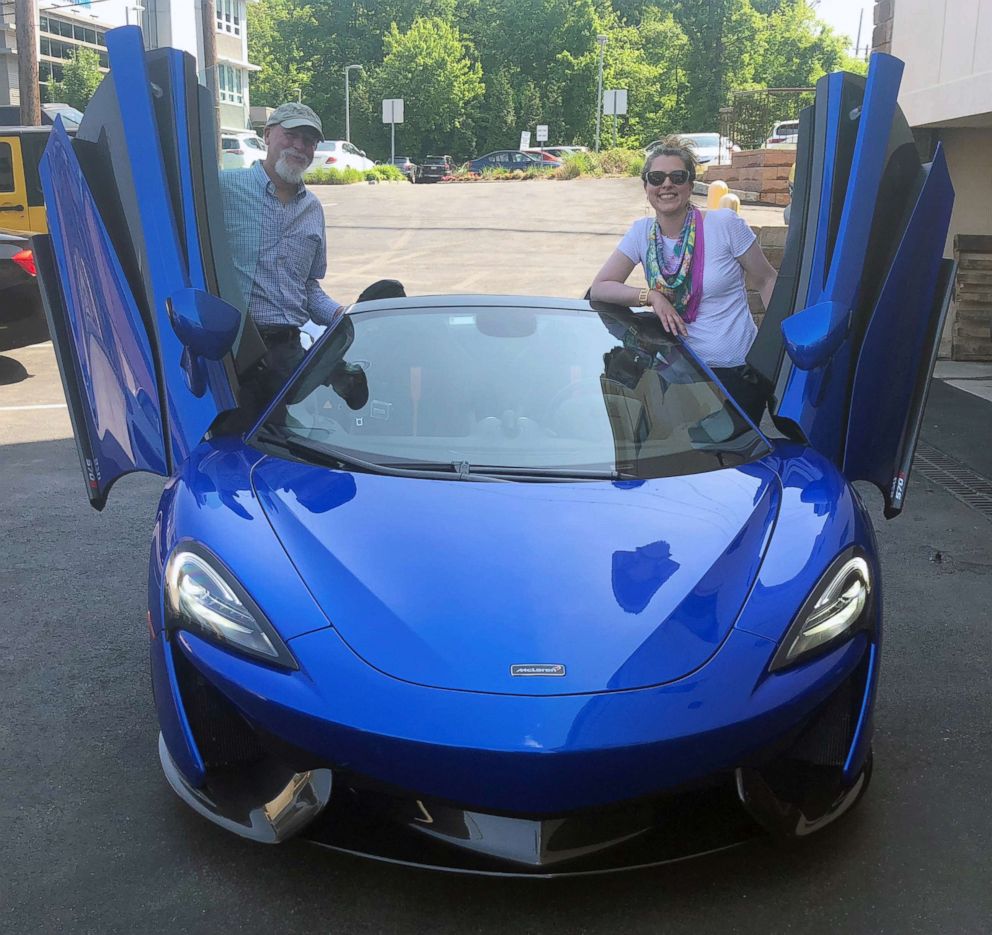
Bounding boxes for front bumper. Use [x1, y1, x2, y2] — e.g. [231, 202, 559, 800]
[151, 616, 877, 874]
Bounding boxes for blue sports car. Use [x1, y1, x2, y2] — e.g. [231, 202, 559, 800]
[36, 29, 954, 875]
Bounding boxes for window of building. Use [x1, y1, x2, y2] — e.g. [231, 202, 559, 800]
[216, 0, 242, 37]
[218, 64, 244, 104]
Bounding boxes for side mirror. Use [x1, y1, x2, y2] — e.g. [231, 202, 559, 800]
[168, 288, 241, 359]
[167, 288, 242, 396]
[781, 300, 851, 371]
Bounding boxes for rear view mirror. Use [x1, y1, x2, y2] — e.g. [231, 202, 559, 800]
[781, 300, 851, 371]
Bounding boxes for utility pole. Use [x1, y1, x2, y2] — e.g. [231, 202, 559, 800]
[15, 0, 41, 126]
[200, 0, 221, 159]
[594, 35, 607, 153]
[854, 8, 864, 59]
[345, 64, 362, 142]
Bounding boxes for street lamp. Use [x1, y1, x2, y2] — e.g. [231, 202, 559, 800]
[344, 64, 363, 142]
[594, 35, 608, 153]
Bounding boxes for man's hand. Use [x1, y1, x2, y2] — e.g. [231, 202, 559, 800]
[648, 290, 688, 337]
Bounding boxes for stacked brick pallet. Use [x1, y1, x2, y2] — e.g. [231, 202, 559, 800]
[952, 235, 992, 361]
[702, 149, 797, 206]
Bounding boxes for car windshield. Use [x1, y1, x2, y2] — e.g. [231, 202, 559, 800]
[316, 141, 337, 152]
[424, 156, 447, 165]
[253, 305, 769, 480]
[244, 137, 265, 150]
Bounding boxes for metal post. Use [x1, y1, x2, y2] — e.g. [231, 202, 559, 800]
[345, 64, 362, 142]
[390, 115, 395, 164]
[594, 35, 607, 153]
[613, 112, 617, 149]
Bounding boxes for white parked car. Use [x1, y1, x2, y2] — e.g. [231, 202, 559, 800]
[220, 132, 266, 169]
[765, 120, 800, 149]
[307, 140, 376, 174]
[645, 133, 739, 166]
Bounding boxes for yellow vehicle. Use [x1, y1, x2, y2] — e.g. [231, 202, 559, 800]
[0, 126, 56, 235]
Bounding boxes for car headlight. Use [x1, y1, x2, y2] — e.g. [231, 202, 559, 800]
[770, 549, 872, 672]
[164, 544, 298, 670]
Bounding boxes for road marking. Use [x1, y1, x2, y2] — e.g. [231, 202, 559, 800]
[26, 341, 54, 349]
[0, 403, 68, 411]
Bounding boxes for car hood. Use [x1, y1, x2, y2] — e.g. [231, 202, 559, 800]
[252, 458, 780, 694]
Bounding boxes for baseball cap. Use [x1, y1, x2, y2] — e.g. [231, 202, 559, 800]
[265, 102, 323, 140]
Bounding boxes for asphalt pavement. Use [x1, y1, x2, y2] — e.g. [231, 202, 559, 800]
[1, 179, 990, 934]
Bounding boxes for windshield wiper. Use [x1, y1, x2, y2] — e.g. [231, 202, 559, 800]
[252, 432, 509, 482]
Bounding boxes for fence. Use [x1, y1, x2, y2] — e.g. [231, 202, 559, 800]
[720, 88, 814, 151]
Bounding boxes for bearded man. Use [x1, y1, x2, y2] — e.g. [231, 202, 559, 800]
[220, 102, 345, 406]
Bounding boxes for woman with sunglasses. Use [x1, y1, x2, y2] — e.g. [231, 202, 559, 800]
[589, 138, 778, 422]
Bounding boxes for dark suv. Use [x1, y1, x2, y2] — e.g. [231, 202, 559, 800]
[419, 154, 454, 183]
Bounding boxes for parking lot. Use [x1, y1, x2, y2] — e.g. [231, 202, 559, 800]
[2, 179, 990, 934]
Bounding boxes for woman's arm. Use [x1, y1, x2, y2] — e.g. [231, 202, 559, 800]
[737, 240, 778, 310]
[590, 250, 687, 336]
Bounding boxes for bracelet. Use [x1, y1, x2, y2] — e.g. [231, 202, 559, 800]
[637, 287, 650, 306]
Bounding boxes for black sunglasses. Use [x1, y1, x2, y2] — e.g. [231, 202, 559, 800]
[644, 169, 691, 186]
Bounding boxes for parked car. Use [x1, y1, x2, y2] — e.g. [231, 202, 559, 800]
[0, 102, 83, 130]
[644, 133, 739, 167]
[0, 231, 47, 351]
[220, 132, 266, 170]
[545, 145, 589, 157]
[467, 149, 560, 173]
[307, 140, 375, 174]
[389, 155, 419, 182]
[521, 147, 561, 169]
[765, 119, 800, 149]
[35, 35, 955, 875]
[418, 154, 454, 182]
[0, 125, 68, 235]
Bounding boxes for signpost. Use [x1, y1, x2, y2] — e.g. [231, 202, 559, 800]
[519, 130, 531, 150]
[602, 89, 628, 149]
[382, 98, 404, 163]
[536, 124, 548, 160]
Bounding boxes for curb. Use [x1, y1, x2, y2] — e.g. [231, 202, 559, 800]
[693, 179, 760, 204]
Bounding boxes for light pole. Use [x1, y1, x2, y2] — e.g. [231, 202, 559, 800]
[594, 35, 608, 153]
[344, 64, 363, 142]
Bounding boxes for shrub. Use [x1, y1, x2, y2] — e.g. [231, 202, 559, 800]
[364, 164, 405, 182]
[304, 166, 366, 185]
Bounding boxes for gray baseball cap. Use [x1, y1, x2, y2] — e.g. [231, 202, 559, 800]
[265, 102, 323, 140]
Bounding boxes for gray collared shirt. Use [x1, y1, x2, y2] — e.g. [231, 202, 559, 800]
[219, 161, 341, 328]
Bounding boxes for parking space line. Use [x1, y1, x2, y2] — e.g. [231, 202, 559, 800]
[0, 403, 68, 411]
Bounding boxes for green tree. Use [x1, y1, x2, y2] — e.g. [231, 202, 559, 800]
[752, 0, 852, 88]
[247, 0, 320, 108]
[364, 17, 484, 158]
[48, 47, 102, 110]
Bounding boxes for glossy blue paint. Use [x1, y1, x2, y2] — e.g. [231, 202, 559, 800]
[843, 642, 877, 781]
[38, 121, 168, 504]
[843, 147, 954, 510]
[782, 300, 850, 371]
[777, 54, 906, 464]
[801, 71, 847, 309]
[173, 619, 868, 814]
[105, 28, 236, 464]
[251, 456, 779, 694]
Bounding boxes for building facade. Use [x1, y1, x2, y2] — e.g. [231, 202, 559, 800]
[1, 0, 257, 133]
[876, 0, 992, 359]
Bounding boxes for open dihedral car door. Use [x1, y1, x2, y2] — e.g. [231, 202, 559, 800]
[747, 53, 955, 518]
[35, 26, 263, 509]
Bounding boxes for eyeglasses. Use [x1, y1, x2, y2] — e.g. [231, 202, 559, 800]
[644, 169, 691, 186]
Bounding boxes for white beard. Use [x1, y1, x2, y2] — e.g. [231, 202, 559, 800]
[274, 149, 308, 184]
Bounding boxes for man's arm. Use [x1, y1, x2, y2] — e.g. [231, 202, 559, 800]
[305, 225, 345, 325]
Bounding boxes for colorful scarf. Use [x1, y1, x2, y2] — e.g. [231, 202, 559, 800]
[644, 206, 706, 323]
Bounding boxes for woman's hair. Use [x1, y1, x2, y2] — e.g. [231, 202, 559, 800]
[641, 136, 698, 183]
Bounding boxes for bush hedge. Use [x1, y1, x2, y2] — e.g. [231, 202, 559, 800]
[304, 164, 407, 185]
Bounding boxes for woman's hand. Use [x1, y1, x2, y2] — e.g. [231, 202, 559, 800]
[648, 290, 688, 337]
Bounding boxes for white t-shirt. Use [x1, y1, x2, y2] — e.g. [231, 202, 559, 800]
[617, 208, 757, 368]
